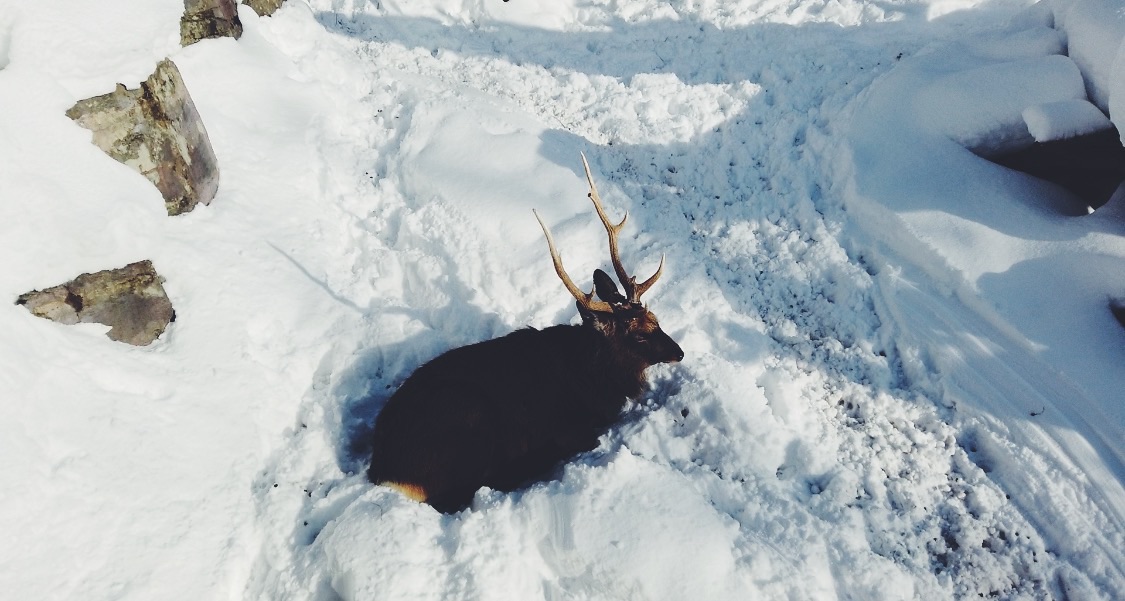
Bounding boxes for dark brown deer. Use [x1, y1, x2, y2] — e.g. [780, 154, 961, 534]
[366, 155, 683, 513]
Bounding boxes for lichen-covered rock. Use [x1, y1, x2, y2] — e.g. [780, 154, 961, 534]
[17, 261, 175, 346]
[67, 59, 219, 216]
[181, 0, 243, 46]
[243, 0, 286, 17]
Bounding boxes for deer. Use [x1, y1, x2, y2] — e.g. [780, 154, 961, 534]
[366, 154, 683, 513]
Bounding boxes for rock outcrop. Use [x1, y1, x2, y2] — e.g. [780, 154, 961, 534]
[181, 0, 243, 46]
[243, 0, 286, 17]
[17, 261, 175, 346]
[67, 59, 220, 216]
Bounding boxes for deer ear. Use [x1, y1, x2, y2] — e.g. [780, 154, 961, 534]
[593, 269, 626, 305]
[577, 301, 615, 333]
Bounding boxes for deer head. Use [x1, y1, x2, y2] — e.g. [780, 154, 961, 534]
[534, 154, 684, 371]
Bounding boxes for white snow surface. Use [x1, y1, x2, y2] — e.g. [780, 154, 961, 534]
[914, 53, 1086, 155]
[1022, 98, 1112, 142]
[1, 1, 1122, 600]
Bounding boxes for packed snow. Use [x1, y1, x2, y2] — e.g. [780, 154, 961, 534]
[1, 0, 1122, 600]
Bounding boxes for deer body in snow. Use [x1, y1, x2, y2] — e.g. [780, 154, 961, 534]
[366, 155, 683, 513]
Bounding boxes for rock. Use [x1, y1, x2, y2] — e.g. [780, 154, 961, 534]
[243, 0, 286, 17]
[16, 261, 175, 346]
[66, 59, 220, 216]
[181, 0, 243, 46]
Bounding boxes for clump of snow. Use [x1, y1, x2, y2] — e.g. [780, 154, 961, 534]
[2, 1, 1124, 600]
[1022, 98, 1113, 142]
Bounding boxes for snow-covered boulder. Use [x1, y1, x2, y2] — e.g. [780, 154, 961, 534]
[66, 59, 220, 216]
[16, 260, 175, 346]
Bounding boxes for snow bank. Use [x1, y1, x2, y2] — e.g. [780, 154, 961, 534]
[845, 7, 1125, 597]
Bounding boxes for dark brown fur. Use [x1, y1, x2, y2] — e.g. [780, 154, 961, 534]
[366, 269, 682, 512]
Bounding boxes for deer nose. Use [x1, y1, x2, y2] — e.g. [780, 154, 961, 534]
[653, 330, 684, 364]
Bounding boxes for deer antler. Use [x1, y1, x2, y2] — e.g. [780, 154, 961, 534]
[579, 153, 664, 303]
[534, 210, 614, 314]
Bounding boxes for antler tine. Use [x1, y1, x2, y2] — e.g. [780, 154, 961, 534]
[631, 253, 665, 300]
[580, 152, 634, 297]
[534, 210, 614, 313]
[580, 152, 666, 302]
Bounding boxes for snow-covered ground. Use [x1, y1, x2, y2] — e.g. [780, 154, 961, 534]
[1, 0, 1122, 599]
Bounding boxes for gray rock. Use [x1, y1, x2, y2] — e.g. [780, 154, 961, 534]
[243, 0, 286, 17]
[67, 59, 219, 216]
[17, 261, 175, 346]
[181, 0, 243, 46]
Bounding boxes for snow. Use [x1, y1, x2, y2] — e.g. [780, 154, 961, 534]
[1, 1, 1122, 600]
[1022, 98, 1112, 142]
[914, 53, 1085, 155]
